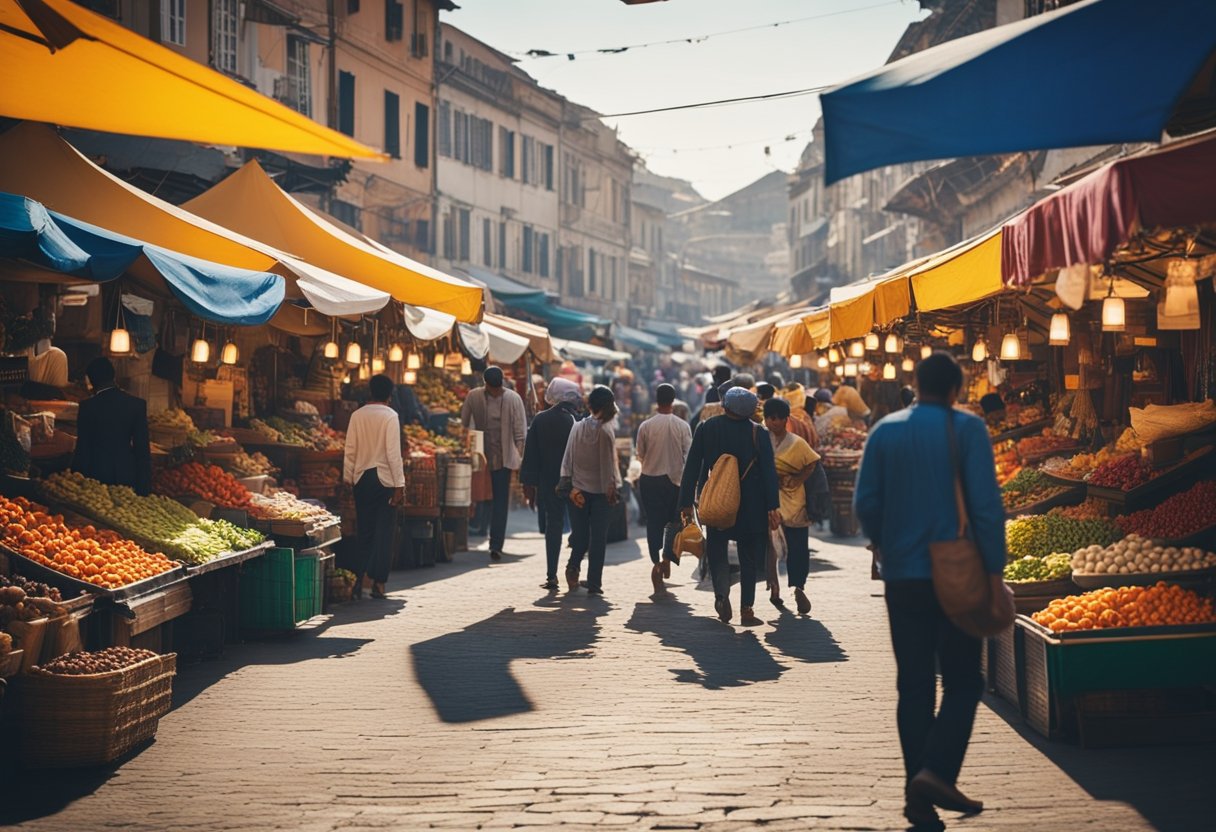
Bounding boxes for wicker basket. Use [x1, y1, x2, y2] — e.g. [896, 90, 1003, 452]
[404, 456, 439, 509]
[18, 652, 177, 768]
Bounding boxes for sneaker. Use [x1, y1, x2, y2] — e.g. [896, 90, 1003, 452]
[795, 588, 811, 616]
[714, 595, 732, 623]
[740, 607, 763, 627]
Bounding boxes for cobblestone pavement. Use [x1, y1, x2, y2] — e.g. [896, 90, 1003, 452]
[5, 511, 1213, 831]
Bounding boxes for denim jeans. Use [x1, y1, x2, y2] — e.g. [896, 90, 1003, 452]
[884, 579, 984, 786]
[538, 486, 567, 581]
[567, 492, 609, 590]
[489, 467, 512, 552]
[784, 525, 810, 589]
[706, 529, 765, 609]
[638, 474, 679, 564]
[353, 469, 396, 583]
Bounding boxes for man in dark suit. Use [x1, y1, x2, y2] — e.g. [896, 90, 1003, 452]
[519, 377, 581, 590]
[71, 357, 152, 495]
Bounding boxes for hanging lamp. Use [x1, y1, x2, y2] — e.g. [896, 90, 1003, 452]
[1048, 313, 1070, 346]
[971, 337, 987, 363]
[407, 351, 421, 370]
[323, 318, 340, 359]
[828, 347, 841, 363]
[345, 341, 362, 366]
[901, 357, 914, 372]
[404, 369, 418, 385]
[388, 343, 404, 363]
[1101, 275, 1125, 331]
[461, 358, 473, 376]
[109, 289, 131, 355]
[834, 364, 845, 378]
[220, 339, 239, 365]
[1000, 331, 1021, 361]
[849, 340, 865, 358]
[1164, 257, 1200, 317]
[882, 362, 897, 380]
[920, 344, 932, 360]
[372, 354, 386, 374]
[789, 354, 803, 368]
[191, 322, 211, 364]
[816, 355, 829, 369]
[433, 351, 446, 369]
[864, 332, 880, 351]
[884, 333, 900, 353]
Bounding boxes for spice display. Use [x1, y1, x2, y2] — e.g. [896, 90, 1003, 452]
[1000, 468, 1069, 512]
[1042, 446, 1122, 479]
[1031, 583, 1216, 632]
[992, 439, 1020, 485]
[32, 646, 158, 676]
[1070, 534, 1216, 576]
[1115, 427, 1142, 452]
[1114, 481, 1216, 539]
[819, 425, 867, 451]
[1049, 498, 1108, 521]
[0, 573, 61, 602]
[1005, 514, 1122, 560]
[1016, 433, 1076, 458]
[1088, 454, 1155, 490]
[1003, 552, 1072, 582]
[0, 494, 177, 588]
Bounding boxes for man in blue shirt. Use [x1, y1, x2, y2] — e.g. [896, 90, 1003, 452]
[854, 351, 1005, 828]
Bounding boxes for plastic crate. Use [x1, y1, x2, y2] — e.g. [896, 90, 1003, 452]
[294, 552, 323, 622]
[239, 548, 296, 631]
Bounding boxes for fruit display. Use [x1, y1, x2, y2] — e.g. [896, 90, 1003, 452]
[1016, 433, 1076, 458]
[0, 494, 177, 588]
[1014, 405, 1045, 426]
[1115, 427, 1142, 452]
[820, 425, 867, 451]
[404, 424, 463, 456]
[1031, 583, 1216, 632]
[1114, 481, 1216, 540]
[187, 430, 236, 448]
[154, 463, 253, 510]
[993, 439, 1020, 486]
[820, 448, 862, 469]
[1088, 453, 1156, 490]
[293, 400, 320, 416]
[248, 490, 338, 525]
[1049, 498, 1108, 521]
[149, 408, 196, 432]
[0, 580, 59, 624]
[1006, 513, 1122, 560]
[1003, 552, 1072, 583]
[32, 646, 158, 676]
[414, 368, 467, 413]
[227, 450, 277, 477]
[41, 472, 264, 564]
[1001, 468, 1070, 512]
[1050, 446, 1123, 479]
[0, 573, 61, 602]
[295, 466, 341, 491]
[249, 417, 344, 451]
[0, 414, 29, 475]
[1070, 534, 1216, 576]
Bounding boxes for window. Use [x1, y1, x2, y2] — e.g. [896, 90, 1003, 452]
[383, 91, 401, 158]
[538, 233, 549, 278]
[498, 222, 506, 269]
[347, 0, 359, 12]
[330, 199, 362, 232]
[453, 111, 469, 163]
[609, 256, 618, 300]
[458, 209, 471, 262]
[499, 128, 515, 178]
[482, 218, 492, 266]
[519, 137, 554, 188]
[442, 211, 455, 260]
[522, 226, 534, 274]
[385, 0, 403, 41]
[283, 36, 311, 117]
[588, 248, 597, 294]
[212, 0, 238, 75]
[555, 243, 563, 282]
[466, 116, 493, 171]
[563, 154, 585, 206]
[338, 71, 356, 137]
[437, 100, 451, 157]
[415, 219, 430, 254]
[414, 102, 429, 168]
[161, 0, 186, 46]
[521, 135, 534, 184]
[543, 145, 554, 190]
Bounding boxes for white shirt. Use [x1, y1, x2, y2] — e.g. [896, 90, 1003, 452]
[560, 417, 622, 495]
[636, 412, 692, 485]
[343, 403, 405, 488]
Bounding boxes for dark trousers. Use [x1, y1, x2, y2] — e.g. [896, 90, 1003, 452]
[884, 580, 984, 786]
[538, 486, 567, 580]
[784, 525, 810, 589]
[353, 469, 395, 583]
[638, 474, 679, 564]
[706, 529, 765, 608]
[567, 492, 609, 590]
[489, 467, 512, 552]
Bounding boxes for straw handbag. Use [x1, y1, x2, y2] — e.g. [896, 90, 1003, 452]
[673, 521, 704, 561]
[696, 425, 758, 530]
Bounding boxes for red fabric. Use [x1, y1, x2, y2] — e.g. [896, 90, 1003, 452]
[1002, 135, 1216, 287]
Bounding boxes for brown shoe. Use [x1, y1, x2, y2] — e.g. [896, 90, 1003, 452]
[795, 588, 811, 616]
[565, 566, 580, 592]
[740, 607, 763, 627]
[371, 581, 387, 599]
[903, 791, 943, 829]
[650, 563, 665, 595]
[714, 595, 732, 623]
[909, 770, 983, 815]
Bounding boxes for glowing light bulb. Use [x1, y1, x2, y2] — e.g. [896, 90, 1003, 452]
[971, 339, 987, 363]
[789, 354, 803, 368]
[817, 356, 829, 369]
[109, 328, 131, 355]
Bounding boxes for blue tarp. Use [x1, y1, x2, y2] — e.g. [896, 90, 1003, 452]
[615, 324, 671, 352]
[461, 265, 548, 302]
[505, 293, 611, 341]
[821, 0, 1216, 184]
[0, 192, 285, 325]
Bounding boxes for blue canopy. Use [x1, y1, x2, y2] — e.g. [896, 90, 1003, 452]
[504, 294, 611, 341]
[0, 192, 285, 325]
[615, 324, 671, 353]
[821, 0, 1216, 184]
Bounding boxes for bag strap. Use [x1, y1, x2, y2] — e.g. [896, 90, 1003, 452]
[740, 424, 758, 480]
[944, 408, 971, 540]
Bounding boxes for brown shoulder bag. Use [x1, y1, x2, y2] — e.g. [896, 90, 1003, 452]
[929, 410, 1015, 638]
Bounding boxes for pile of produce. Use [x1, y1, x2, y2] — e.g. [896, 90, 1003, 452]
[1006, 513, 1122, 560]
[0, 413, 29, 475]
[992, 440, 1020, 486]
[1088, 453, 1155, 490]
[1056, 447, 1123, 479]
[294, 400, 319, 416]
[0, 494, 177, 588]
[404, 424, 463, 456]
[1070, 534, 1216, 576]
[154, 463, 253, 510]
[1014, 405, 1045, 426]
[1114, 480, 1216, 539]
[414, 368, 467, 413]
[0, 573, 61, 602]
[1003, 552, 1072, 583]
[187, 430, 235, 448]
[0, 580, 60, 625]
[1115, 427, 1142, 452]
[248, 491, 338, 525]
[227, 450, 276, 477]
[820, 449, 862, 469]
[1031, 583, 1216, 632]
[149, 408, 196, 432]
[1001, 468, 1069, 512]
[42, 472, 264, 564]
[249, 417, 344, 451]
[1049, 498, 1108, 521]
[820, 425, 867, 451]
[32, 646, 158, 676]
[1016, 433, 1076, 458]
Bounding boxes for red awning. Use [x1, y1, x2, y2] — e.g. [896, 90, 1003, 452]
[1001, 133, 1216, 287]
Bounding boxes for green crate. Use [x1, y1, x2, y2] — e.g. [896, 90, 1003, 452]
[239, 547, 296, 631]
[294, 552, 323, 623]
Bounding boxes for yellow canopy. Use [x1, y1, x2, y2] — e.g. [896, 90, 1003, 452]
[185, 161, 483, 323]
[727, 306, 819, 360]
[0, 0, 381, 159]
[827, 274, 911, 343]
[770, 310, 823, 357]
[909, 230, 1004, 312]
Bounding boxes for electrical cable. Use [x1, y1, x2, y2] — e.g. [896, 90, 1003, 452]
[592, 86, 829, 120]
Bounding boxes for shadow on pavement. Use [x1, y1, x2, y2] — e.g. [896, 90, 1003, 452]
[982, 694, 1216, 832]
[411, 594, 610, 723]
[762, 608, 848, 664]
[625, 599, 786, 690]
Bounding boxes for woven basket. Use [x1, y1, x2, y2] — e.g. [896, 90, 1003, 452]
[18, 653, 177, 768]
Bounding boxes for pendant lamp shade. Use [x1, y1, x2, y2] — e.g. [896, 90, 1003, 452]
[345, 342, 362, 366]
[323, 340, 340, 359]
[388, 344, 404, 363]
[844, 362, 859, 377]
[220, 342, 239, 365]
[1000, 332, 1021, 361]
[789, 354, 803, 368]
[920, 344, 932, 359]
[864, 332, 880, 351]
[849, 340, 865, 358]
[901, 357, 915, 372]
[461, 358, 473, 376]
[406, 352, 421, 370]
[191, 338, 210, 364]
[828, 347, 841, 363]
[433, 352, 446, 369]
[1164, 259, 1199, 316]
[1102, 296, 1126, 331]
[372, 355, 386, 374]
[1049, 313, 1070, 345]
[882, 362, 897, 380]
[109, 328, 131, 355]
[404, 369, 418, 385]
[817, 355, 829, 369]
[884, 334, 900, 353]
[834, 364, 845, 377]
[971, 339, 987, 363]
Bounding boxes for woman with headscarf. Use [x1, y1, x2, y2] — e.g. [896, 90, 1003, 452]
[679, 386, 780, 626]
[559, 385, 621, 595]
[780, 382, 820, 450]
[521, 378, 582, 590]
[763, 397, 820, 615]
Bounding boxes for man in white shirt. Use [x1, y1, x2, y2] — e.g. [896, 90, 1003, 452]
[343, 374, 405, 599]
[461, 366, 527, 561]
[635, 383, 692, 595]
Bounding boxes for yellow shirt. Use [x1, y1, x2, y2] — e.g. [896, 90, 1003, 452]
[833, 384, 870, 420]
[770, 431, 819, 528]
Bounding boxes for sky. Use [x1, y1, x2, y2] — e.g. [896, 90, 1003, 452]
[440, 0, 927, 202]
